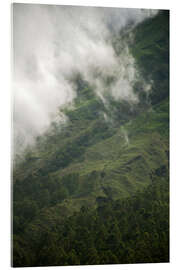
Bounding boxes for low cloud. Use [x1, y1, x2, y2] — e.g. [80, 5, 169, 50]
[13, 4, 157, 154]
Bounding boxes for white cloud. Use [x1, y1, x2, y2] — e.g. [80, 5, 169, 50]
[12, 3, 157, 154]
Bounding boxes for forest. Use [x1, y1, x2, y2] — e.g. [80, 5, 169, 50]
[12, 9, 169, 267]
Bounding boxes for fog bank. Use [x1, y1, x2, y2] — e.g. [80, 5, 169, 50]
[13, 4, 157, 154]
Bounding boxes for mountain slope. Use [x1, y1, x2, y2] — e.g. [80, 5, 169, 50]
[13, 10, 169, 267]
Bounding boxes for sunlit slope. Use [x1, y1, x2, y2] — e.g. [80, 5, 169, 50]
[48, 98, 169, 209]
[13, 97, 169, 218]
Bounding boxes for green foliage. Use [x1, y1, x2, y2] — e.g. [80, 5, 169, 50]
[12, 11, 169, 267]
[131, 10, 169, 105]
[13, 171, 169, 266]
[65, 98, 104, 122]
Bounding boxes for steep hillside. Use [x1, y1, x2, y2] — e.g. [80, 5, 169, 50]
[13, 10, 169, 267]
[131, 10, 169, 104]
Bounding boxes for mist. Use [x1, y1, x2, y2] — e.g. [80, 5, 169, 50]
[13, 4, 157, 154]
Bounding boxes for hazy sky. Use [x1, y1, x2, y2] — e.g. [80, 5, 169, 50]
[12, 4, 157, 153]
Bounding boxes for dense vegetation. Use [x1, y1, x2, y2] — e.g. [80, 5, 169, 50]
[12, 10, 169, 267]
[131, 10, 169, 105]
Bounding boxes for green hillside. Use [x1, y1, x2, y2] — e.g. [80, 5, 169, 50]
[13, 10, 169, 267]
